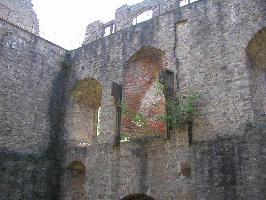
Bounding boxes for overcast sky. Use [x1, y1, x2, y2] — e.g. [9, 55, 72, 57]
[32, 0, 143, 50]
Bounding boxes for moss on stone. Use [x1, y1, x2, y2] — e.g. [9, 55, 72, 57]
[71, 78, 102, 108]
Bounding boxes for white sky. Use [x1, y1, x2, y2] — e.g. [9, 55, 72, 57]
[32, 0, 143, 50]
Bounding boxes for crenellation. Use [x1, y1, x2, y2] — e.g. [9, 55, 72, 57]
[83, 0, 189, 45]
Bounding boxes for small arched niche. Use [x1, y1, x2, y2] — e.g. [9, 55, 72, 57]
[65, 161, 86, 200]
[121, 194, 155, 200]
[246, 27, 266, 114]
[122, 47, 167, 136]
[71, 78, 102, 143]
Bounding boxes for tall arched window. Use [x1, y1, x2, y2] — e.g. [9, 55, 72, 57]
[71, 78, 102, 143]
[246, 28, 266, 114]
[122, 47, 168, 137]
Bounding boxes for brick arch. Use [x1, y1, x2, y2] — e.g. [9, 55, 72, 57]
[127, 47, 166, 63]
[122, 47, 167, 136]
[246, 27, 266, 114]
[121, 194, 155, 200]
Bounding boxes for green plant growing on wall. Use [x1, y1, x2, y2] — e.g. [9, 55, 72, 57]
[120, 102, 149, 131]
[132, 113, 147, 127]
[155, 81, 166, 95]
[119, 101, 157, 141]
[155, 81, 201, 131]
[164, 91, 201, 129]
[119, 83, 201, 143]
[120, 132, 130, 142]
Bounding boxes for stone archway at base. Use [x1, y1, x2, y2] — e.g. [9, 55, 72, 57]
[121, 194, 155, 200]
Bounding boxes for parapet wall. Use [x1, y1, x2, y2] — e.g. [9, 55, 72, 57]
[83, 0, 198, 45]
[0, 0, 39, 35]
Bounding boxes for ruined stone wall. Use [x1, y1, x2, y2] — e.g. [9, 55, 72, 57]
[0, 18, 67, 199]
[174, 0, 266, 140]
[0, 0, 39, 35]
[69, 11, 178, 144]
[0, 0, 265, 199]
[63, 115, 266, 199]
[72, 0, 266, 144]
[65, 0, 266, 199]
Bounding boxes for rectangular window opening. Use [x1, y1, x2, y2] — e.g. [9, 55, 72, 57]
[133, 10, 153, 25]
[180, 0, 199, 7]
[111, 24, 116, 34]
[104, 27, 111, 37]
[96, 107, 101, 136]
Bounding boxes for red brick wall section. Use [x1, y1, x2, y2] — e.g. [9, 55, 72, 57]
[122, 48, 167, 136]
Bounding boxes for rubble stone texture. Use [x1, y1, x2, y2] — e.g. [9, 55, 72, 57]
[0, 0, 39, 34]
[0, 0, 265, 200]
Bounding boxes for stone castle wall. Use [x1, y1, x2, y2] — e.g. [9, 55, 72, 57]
[0, 0, 265, 199]
[0, 0, 39, 34]
[72, 0, 266, 143]
[64, 0, 265, 199]
[0, 18, 67, 199]
[63, 116, 266, 199]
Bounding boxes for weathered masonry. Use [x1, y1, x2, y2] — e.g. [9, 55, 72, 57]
[0, 0, 39, 34]
[0, 0, 265, 199]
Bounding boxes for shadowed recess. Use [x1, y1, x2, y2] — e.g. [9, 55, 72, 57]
[246, 27, 266, 114]
[70, 78, 103, 142]
[246, 27, 266, 69]
[64, 161, 86, 200]
[121, 194, 155, 200]
[71, 78, 102, 108]
[66, 161, 86, 172]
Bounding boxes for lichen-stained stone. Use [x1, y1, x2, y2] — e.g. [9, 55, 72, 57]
[0, 0, 265, 199]
[0, 18, 67, 200]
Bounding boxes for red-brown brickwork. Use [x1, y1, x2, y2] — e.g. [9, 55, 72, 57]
[122, 47, 167, 136]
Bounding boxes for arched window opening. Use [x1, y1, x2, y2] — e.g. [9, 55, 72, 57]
[122, 47, 168, 137]
[71, 78, 102, 143]
[246, 28, 266, 114]
[121, 194, 155, 200]
[64, 161, 86, 200]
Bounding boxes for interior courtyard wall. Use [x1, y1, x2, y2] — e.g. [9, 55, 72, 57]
[0, 18, 67, 199]
[65, 0, 266, 199]
[174, 0, 266, 140]
[0, 0, 265, 199]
